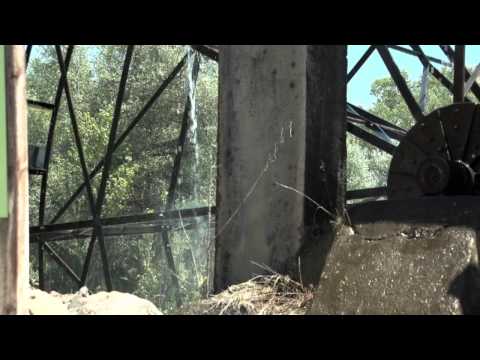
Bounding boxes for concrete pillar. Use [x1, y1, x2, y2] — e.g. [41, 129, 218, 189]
[214, 45, 346, 291]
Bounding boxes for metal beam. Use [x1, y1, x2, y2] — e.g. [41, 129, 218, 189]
[409, 45, 471, 103]
[347, 115, 403, 141]
[25, 45, 32, 68]
[49, 56, 188, 226]
[80, 46, 134, 288]
[377, 46, 424, 123]
[43, 244, 82, 286]
[37, 45, 75, 291]
[465, 62, 480, 94]
[347, 45, 375, 83]
[388, 45, 450, 67]
[159, 51, 200, 306]
[55, 45, 112, 291]
[190, 45, 219, 62]
[27, 99, 55, 111]
[348, 103, 406, 133]
[440, 45, 480, 102]
[30, 207, 215, 236]
[454, 45, 466, 103]
[347, 122, 396, 155]
[32, 222, 202, 244]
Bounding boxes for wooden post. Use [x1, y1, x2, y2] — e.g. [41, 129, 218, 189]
[0, 45, 28, 315]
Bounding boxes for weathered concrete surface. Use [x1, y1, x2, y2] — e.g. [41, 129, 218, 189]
[215, 45, 307, 292]
[309, 220, 480, 315]
[27, 288, 162, 315]
[304, 46, 347, 225]
[215, 45, 347, 292]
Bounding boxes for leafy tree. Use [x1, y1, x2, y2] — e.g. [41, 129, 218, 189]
[27, 46, 218, 312]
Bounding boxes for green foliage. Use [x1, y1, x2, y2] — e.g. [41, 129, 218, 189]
[27, 46, 218, 311]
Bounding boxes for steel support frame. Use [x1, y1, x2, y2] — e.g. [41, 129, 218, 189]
[38, 45, 76, 290]
[409, 45, 472, 103]
[440, 45, 480, 102]
[30, 207, 215, 236]
[27, 45, 215, 293]
[377, 46, 425, 123]
[345, 45, 473, 199]
[54, 45, 113, 290]
[79, 46, 134, 288]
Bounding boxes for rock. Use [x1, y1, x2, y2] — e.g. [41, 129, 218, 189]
[27, 288, 162, 315]
[27, 289, 74, 315]
[309, 225, 480, 315]
[71, 292, 162, 315]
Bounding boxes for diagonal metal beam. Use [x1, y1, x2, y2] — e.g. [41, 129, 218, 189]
[25, 45, 33, 68]
[347, 103, 406, 133]
[43, 243, 82, 286]
[347, 45, 375, 83]
[409, 45, 471, 103]
[80, 45, 134, 288]
[190, 45, 218, 62]
[465, 62, 480, 94]
[377, 46, 424, 123]
[159, 51, 200, 306]
[48, 56, 188, 226]
[347, 115, 404, 141]
[55, 45, 113, 291]
[440, 45, 480, 102]
[39, 46, 75, 226]
[388, 45, 451, 67]
[347, 122, 396, 155]
[38, 45, 75, 290]
[28, 99, 55, 111]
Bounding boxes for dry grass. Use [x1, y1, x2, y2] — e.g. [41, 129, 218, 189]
[178, 274, 314, 315]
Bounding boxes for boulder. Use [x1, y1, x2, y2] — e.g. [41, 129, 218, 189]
[27, 288, 162, 315]
[27, 289, 73, 315]
[309, 225, 480, 315]
[70, 291, 162, 315]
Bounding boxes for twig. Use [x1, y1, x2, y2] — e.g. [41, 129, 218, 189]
[274, 181, 336, 219]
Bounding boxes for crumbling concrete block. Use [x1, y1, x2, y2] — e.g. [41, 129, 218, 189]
[309, 225, 480, 315]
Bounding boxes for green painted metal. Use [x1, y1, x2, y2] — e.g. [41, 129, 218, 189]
[0, 46, 7, 218]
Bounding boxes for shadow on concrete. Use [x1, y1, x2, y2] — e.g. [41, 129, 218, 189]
[349, 196, 480, 230]
[448, 264, 480, 315]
